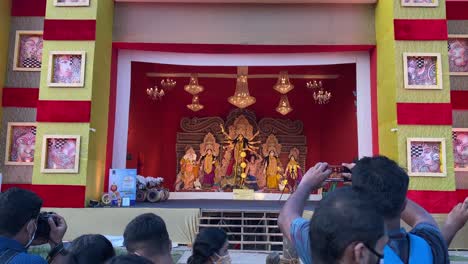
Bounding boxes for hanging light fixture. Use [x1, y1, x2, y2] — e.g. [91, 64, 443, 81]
[161, 78, 176, 90]
[307, 80, 332, 104]
[187, 94, 204, 112]
[276, 95, 293, 115]
[228, 75, 256, 109]
[146, 86, 165, 101]
[273, 71, 294, 94]
[184, 74, 204, 95]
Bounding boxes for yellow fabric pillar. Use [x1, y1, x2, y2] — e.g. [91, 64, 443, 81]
[0, 1, 12, 127]
[375, 0, 398, 160]
[33, 0, 114, 205]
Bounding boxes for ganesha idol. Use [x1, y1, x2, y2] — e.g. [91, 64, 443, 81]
[175, 146, 199, 191]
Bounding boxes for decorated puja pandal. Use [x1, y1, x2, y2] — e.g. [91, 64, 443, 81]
[0, 0, 467, 248]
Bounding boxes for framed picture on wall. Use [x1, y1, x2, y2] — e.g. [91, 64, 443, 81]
[5, 123, 36, 166]
[12, 31, 43, 72]
[453, 129, 468, 172]
[407, 138, 447, 177]
[41, 135, 80, 173]
[403, 53, 443, 90]
[54, 0, 90, 7]
[448, 35, 468, 76]
[401, 0, 438, 7]
[47, 51, 86, 87]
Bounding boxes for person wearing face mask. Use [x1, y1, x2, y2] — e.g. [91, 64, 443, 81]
[0, 188, 68, 264]
[188, 228, 231, 264]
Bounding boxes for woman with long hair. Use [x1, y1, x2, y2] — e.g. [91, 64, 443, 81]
[188, 228, 230, 264]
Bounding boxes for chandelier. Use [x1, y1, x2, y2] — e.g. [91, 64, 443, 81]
[307, 80, 331, 104]
[146, 86, 165, 101]
[228, 75, 256, 109]
[276, 95, 293, 115]
[273, 71, 294, 94]
[161, 78, 176, 90]
[184, 74, 204, 95]
[187, 94, 204, 112]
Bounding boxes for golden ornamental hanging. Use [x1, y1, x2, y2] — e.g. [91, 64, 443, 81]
[228, 75, 256, 109]
[273, 71, 294, 94]
[184, 74, 204, 95]
[187, 94, 204, 112]
[276, 95, 293, 115]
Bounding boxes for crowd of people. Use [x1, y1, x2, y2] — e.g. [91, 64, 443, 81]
[0, 156, 468, 264]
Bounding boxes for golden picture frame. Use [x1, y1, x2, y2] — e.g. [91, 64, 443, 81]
[453, 128, 468, 172]
[401, 0, 438, 7]
[47, 51, 86, 88]
[448, 35, 468, 76]
[406, 138, 447, 177]
[5, 122, 37, 166]
[403, 52, 443, 90]
[41, 135, 81, 174]
[12, 30, 43, 72]
[54, 0, 90, 7]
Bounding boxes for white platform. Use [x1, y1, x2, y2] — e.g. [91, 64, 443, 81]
[169, 192, 322, 201]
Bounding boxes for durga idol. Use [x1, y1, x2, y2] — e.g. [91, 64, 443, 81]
[219, 116, 261, 186]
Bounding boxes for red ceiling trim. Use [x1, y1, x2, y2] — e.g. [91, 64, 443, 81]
[451, 91, 468, 110]
[394, 19, 448, 40]
[11, 0, 46, 17]
[44, 19, 96, 41]
[397, 103, 452, 125]
[37, 100, 91, 123]
[2, 87, 39, 108]
[1, 184, 86, 208]
[447, 1, 468, 20]
[112, 42, 375, 54]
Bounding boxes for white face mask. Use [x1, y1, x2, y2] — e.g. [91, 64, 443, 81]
[213, 253, 232, 264]
[24, 220, 37, 249]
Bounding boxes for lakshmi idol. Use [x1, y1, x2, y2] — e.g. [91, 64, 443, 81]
[262, 134, 283, 190]
[198, 133, 220, 188]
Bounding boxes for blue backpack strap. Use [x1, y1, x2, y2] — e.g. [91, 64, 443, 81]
[408, 233, 433, 263]
[384, 245, 403, 264]
[0, 248, 20, 264]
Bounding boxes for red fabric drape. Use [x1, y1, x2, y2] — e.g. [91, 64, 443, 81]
[2, 88, 39, 108]
[44, 19, 96, 41]
[451, 91, 468, 110]
[37, 100, 91, 122]
[394, 19, 448, 40]
[447, 1, 468, 20]
[1, 184, 86, 208]
[11, 0, 46, 17]
[397, 103, 452, 125]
